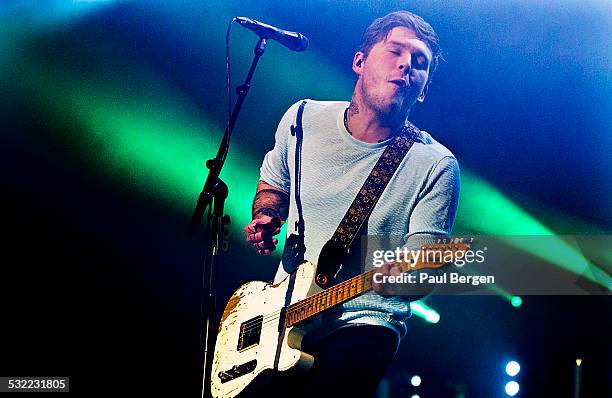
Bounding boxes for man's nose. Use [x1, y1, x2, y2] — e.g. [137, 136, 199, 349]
[398, 54, 411, 76]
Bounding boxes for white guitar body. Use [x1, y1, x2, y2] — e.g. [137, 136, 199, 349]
[210, 240, 468, 398]
[211, 261, 318, 398]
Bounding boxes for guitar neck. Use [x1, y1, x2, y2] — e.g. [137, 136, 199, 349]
[283, 241, 469, 327]
[283, 259, 434, 327]
[284, 269, 376, 327]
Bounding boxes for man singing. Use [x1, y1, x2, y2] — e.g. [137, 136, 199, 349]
[243, 10, 459, 397]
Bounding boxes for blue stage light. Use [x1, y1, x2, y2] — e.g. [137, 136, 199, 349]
[505, 381, 520, 396]
[506, 361, 520, 376]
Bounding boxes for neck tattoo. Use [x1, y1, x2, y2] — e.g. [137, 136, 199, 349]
[344, 106, 388, 143]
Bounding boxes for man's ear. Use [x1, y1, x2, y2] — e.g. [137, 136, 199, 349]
[352, 52, 365, 76]
[417, 84, 429, 103]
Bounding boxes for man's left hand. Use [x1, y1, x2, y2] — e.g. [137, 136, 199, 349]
[372, 262, 405, 296]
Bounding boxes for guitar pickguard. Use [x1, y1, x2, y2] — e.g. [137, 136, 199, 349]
[210, 262, 317, 398]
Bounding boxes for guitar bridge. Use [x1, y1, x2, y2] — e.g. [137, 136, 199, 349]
[218, 359, 257, 383]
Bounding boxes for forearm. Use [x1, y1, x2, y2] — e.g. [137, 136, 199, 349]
[252, 180, 289, 221]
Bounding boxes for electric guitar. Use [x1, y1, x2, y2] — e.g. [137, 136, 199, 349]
[210, 240, 470, 398]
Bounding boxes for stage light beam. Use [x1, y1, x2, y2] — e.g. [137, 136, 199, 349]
[410, 301, 441, 324]
[4, 0, 609, 287]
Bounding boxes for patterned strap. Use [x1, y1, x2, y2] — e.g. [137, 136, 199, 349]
[331, 121, 420, 250]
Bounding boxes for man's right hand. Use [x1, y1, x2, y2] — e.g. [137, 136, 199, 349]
[244, 215, 282, 255]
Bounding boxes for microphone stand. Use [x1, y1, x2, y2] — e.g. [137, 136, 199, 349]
[191, 37, 268, 398]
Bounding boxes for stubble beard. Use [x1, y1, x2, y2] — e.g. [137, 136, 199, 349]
[360, 77, 410, 127]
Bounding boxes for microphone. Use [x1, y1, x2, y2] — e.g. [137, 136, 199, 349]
[234, 16, 309, 52]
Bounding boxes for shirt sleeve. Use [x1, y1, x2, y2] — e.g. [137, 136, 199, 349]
[259, 101, 303, 193]
[404, 155, 461, 250]
[393, 156, 460, 301]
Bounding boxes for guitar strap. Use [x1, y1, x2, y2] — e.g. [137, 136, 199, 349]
[315, 118, 420, 287]
[275, 101, 307, 370]
[281, 100, 308, 270]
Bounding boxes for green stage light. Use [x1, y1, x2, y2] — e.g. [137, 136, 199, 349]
[457, 171, 610, 289]
[2, 17, 266, 245]
[456, 170, 551, 235]
[411, 301, 441, 324]
[3, 1, 608, 290]
[511, 296, 522, 308]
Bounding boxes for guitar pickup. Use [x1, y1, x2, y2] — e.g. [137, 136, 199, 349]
[237, 315, 263, 351]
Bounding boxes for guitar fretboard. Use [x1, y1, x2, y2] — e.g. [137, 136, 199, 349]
[284, 269, 376, 327]
[283, 241, 470, 327]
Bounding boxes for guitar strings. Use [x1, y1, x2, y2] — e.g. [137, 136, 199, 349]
[236, 292, 356, 340]
[235, 275, 368, 333]
[233, 274, 372, 337]
[237, 292, 368, 340]
[236, 249, 462, 333]
[236, 254, 453, 332]
[231, 248, 466, 339]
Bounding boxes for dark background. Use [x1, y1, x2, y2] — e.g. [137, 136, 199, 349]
[1, 1, 610, 396]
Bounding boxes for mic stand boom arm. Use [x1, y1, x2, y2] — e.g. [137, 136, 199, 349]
[191, 37, 268, 398]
